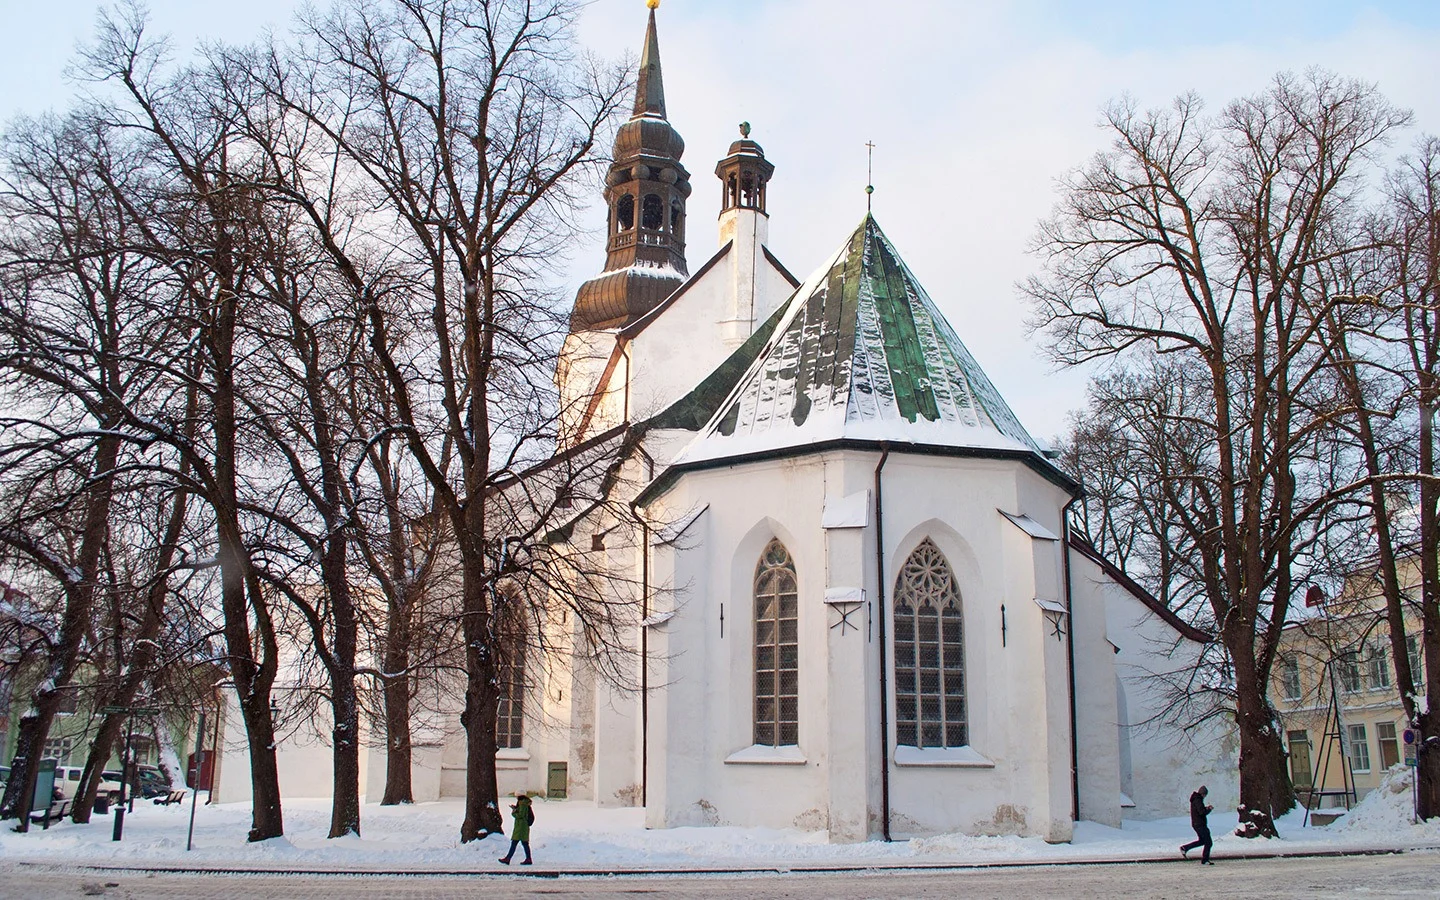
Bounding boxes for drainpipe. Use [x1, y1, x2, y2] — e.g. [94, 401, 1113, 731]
[874, 445, 892, 842]
[631, 443, 655, 809]
[1061, 495, 1081, 823]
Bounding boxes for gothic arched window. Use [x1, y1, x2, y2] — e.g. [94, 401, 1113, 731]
[641, 193, 664, 231]
[494, 599, 526, 750]
[893, 538, 966, 748]
[754, 538, 798, 746]
[496, 641, 525, 750]
[616, 193, 635, 231]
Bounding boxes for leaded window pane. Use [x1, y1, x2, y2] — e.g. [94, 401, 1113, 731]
[755, 539, 799, 747]
[495, 641, 525, 750]
[756, 619, 776, 645]
[893, 538, 967, 749]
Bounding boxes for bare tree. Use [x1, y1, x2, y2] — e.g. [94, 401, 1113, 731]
[0, 106, 184, 827]
[2, 0, 639, 843]
[1387, 138, 1440, 818]
[1315, 136, 1440, 818]
[264, 0, 628, 840]
[345, 385, 453, 807]
[1027, 71, 1410, 835]
[71, 8, 293, 840]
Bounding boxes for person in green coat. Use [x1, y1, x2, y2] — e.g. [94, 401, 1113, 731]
[498, 794, 534, 865]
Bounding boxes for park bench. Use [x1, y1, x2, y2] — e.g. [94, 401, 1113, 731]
[30, 798, 73, 829]
[153, 789, 187, 806]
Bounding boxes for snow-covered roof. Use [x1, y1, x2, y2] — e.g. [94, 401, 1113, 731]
[670, 214, 1048, 466]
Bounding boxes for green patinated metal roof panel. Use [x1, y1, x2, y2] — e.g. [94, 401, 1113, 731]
[683, 215, 1045, 460]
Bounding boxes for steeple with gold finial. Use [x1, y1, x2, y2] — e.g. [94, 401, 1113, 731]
[570, 0, 691, 332]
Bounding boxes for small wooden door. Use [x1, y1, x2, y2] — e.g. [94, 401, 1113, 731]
[546, 762, 567, 799]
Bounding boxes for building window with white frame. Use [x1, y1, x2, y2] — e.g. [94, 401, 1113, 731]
[1280, 656, 1302, 700]
[894, 538, 967, 749]
[753, 538, 799, 747]
[1367, 643, 1391, 690]
[1375, 721, 1400, 769]
[1345, 723, 1371, 774]
[1338, 650, 1362, 694]
[1406, 634, 1424, 686]
[55, 688, 79, 715]
[41, 736, 74, 764]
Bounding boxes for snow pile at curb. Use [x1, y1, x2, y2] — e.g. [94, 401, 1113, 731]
[1331, 766, 1440, 839]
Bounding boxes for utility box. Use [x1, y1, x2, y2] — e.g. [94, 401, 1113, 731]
[33, 758, 57, 811]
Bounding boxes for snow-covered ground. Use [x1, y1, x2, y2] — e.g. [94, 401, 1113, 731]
[3, 768, 1437, 872]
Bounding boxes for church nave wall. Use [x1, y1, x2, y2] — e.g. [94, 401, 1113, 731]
[640, 449, 1081, 841]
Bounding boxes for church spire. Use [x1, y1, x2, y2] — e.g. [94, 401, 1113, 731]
[634, 3, 666, 118]
[569, 0, 691, 332]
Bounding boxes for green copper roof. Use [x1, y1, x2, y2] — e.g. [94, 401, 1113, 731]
[676, 215, 1046, 463]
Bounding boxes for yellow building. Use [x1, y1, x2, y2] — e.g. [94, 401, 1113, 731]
[1272, 558, 1426, 808]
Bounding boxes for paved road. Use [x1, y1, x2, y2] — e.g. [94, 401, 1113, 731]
[3, 851, 1438, 899]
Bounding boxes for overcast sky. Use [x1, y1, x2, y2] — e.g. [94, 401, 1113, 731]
[3, 0, 1438, 442]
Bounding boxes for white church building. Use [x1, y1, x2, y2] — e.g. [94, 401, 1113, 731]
[217, 4, 1239, 841]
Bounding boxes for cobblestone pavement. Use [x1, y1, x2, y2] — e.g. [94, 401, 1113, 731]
[2, 851, 1438, 900]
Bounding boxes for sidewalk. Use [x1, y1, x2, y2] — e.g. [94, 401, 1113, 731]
[3, 775, 1438, 877]
[5, 843, 1436, 879]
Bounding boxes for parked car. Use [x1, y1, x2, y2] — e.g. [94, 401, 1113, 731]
[134, 765, 171, 799]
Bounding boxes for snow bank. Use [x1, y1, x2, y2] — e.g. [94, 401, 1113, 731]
[1332, 766, 1440, 840]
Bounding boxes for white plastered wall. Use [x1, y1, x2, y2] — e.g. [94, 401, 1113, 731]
[213, 689, 369, 803]
[570, 241, 797, 443]
[1069, 551, 1124, 827]
[1067, 551, 1239, 820]
[645, 450, 1079, 841]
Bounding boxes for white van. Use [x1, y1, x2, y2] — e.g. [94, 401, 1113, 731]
[51, 765, 124, 801]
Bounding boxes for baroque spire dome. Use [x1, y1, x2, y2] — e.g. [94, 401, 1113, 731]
[570, 2, 691, 332]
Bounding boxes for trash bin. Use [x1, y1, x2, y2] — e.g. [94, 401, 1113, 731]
[94, 795, 109, 815]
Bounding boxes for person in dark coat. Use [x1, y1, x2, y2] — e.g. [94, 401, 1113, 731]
[499, 794, 534, 865]
[1180, 784, 1214, 864]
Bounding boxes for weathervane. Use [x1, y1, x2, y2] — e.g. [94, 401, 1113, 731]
[865, 140, 876, 212]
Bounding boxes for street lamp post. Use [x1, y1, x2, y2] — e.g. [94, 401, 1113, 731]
[186, 701, 214, 852]
[102, 703, 159, 842]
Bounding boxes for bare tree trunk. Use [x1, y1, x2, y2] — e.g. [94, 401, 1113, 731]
[321, 535, 362, 838]
[380, 584, 415, 806]
[214, 299, 284, 842]
[459, 533, 502, 841]
[1229, 648, 1290, 836]
[1418, 382, 1440, 819]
